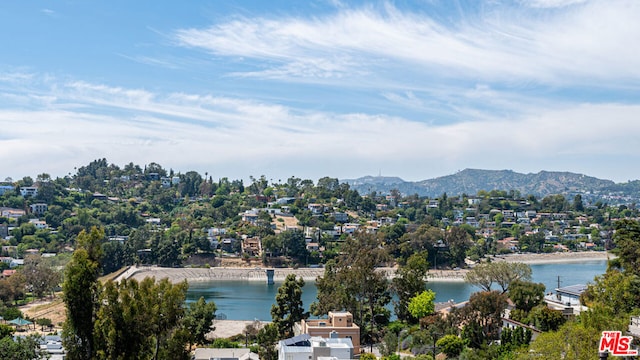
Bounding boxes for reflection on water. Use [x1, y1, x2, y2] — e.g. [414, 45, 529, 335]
[186, 260, 608, 320]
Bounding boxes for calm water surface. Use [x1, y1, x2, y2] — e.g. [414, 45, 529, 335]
[186, 260, 607, 320]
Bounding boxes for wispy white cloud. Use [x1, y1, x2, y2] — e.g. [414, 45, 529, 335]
[1, 74, 639, 182]
[173, 1, 640, 87]
[521, 0, 588, 8]
[41, 8, 56, 16]
[381, 91, 424, 109]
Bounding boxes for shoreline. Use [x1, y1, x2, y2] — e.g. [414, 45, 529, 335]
[489, 250, 613, 265]
[118, 251, 612, 284]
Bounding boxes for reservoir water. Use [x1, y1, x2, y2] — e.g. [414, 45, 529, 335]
[185, 260, 608, 321]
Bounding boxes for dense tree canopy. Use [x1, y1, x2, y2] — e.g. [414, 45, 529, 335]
[392, 252, 429, 323]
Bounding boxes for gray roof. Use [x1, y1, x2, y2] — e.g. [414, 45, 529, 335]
[282, 333, 311, 346]
[556, 284, 588, 296]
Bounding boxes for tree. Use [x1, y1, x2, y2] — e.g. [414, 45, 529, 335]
[256, 323, 279, 360]
[184, 297, 217, 347]
[93, 277, 191, 360]
[519, 308, 627, 360]
[278, 230, 308, 264]
[93, 278, 153, 359]
[508, 280, 545, 313]
[62, 226, 104, 360]
[0, 334, 47, 360]
[0, 324, 13, 339]
[392, 252, 429, 322]
[22, 254, 61, 299]
[609, 219, 640, 276]
[436, 334, 465, 358]
[455, 291, 507, 347]
[445, 226, 472, 267]
[311, 232, 391, 347]
[581, 269, 640, 316]
[408, 290, 436, 321]
[518, 232, 545, 253]
[465, 262, 532, 293]
[529, 305, 565, 332]
[573, 194, 584, 212]
[271, 274, 309, 338]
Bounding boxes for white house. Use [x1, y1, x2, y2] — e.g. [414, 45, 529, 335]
[20, 186, 38, 197]
[28, 219, 48, 230]
[544, 284, 589, 317]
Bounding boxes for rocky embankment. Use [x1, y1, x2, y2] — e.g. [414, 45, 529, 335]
[116, 251, 612, 284]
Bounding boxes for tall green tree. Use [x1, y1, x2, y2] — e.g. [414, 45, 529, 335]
[609, 219, 640, 276]
[311, 232, 391, 346]
[444, 226, 472, 267]
[94, 278, 153, 360]
[271, 274, 309, 338]
[92, 277, 193, 360]
[256, 323, 279, 360]
[184, 296, 217, 347]
[392, 252, 429, 323]
[62, 226, 104, 360]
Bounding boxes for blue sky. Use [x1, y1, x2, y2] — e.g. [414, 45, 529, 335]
[1, 0, 639, 184]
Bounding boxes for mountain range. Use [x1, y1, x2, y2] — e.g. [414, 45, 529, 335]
[341, 169, 639, 198]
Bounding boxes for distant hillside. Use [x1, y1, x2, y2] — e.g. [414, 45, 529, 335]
[342, 169, 616, 198]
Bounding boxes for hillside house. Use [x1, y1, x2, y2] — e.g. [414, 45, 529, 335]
[308, 203, 324, 214]
[0, 207, 26, 219]
[30, 203, 48, 215]
[297, 311, 361, 354]
[332, 212, 348, 223]
[19, 186, 38, 197]
[242, 236, 262, 257]
[241, 210, 259, 225]
[28, 219, 48, 230]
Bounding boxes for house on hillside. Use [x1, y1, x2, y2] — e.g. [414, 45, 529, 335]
[28, 219, 48, 230]
[19, 186, 38, 197]
[240, 210, 259, 225]
[242, 236, 261, 257]
[0, 207, 26, 219]
[296, 311, 361, 354]
[30, 203, 48, 215]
